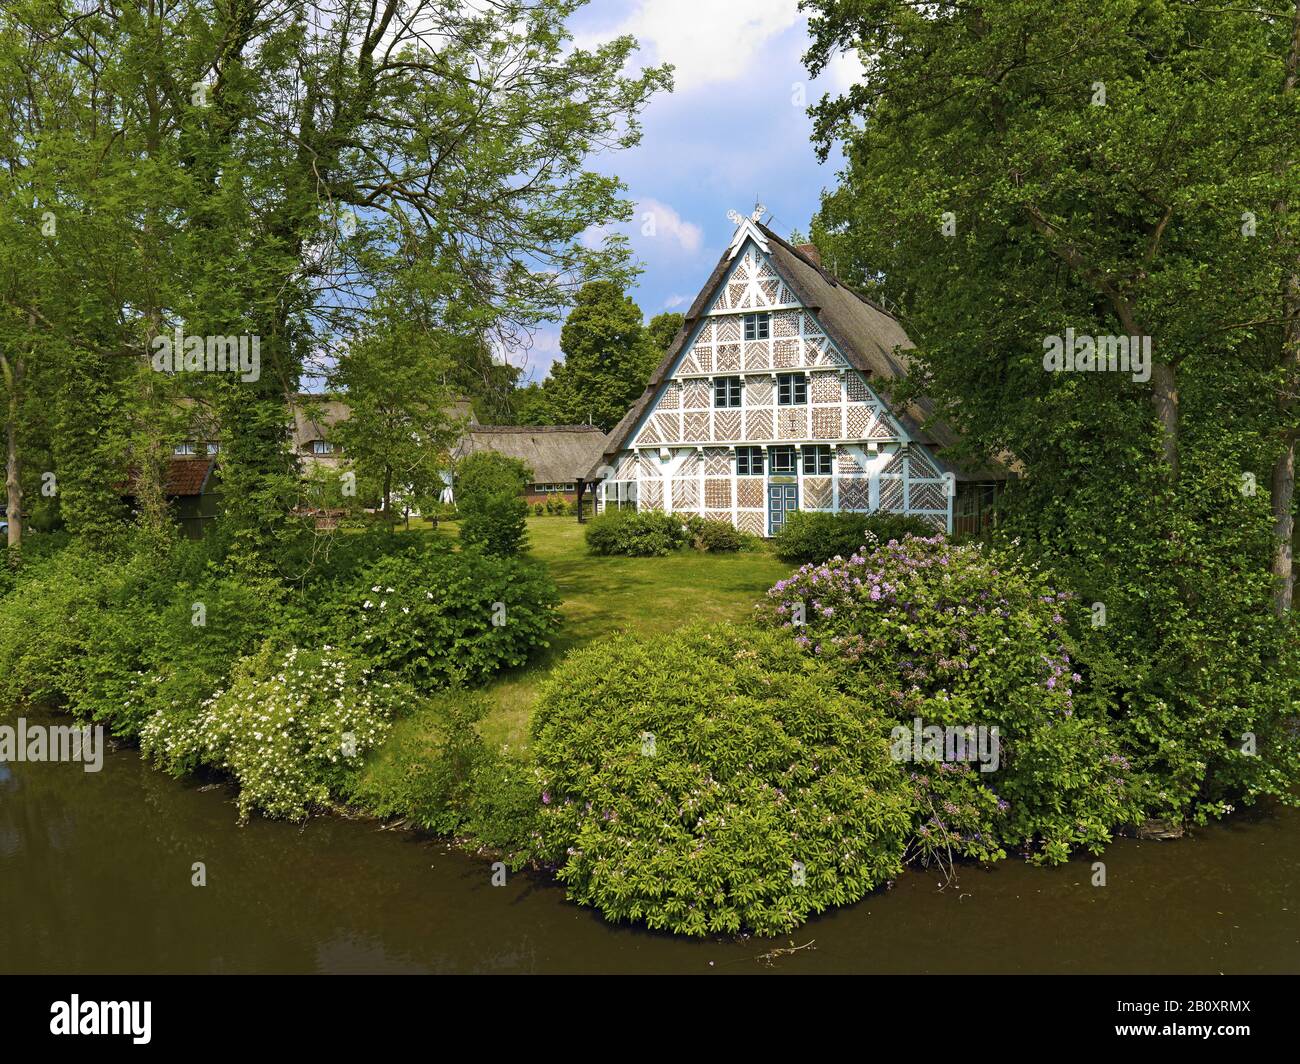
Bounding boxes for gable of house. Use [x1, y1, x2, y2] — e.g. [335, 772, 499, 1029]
[589, 218, 989, 535]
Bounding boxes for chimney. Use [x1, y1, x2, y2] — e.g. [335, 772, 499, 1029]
[796, 242, 821, 266]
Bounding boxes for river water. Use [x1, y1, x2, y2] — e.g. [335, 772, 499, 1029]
[2, 710, 1297, 974]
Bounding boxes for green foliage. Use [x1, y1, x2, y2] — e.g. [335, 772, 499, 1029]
[347, 692, 492, 834]
[339, 539, 560, 691]
[531, 623, 915, 936]
[586, 510, 759, 556]
[802, 0, 1300, 825]
[348, 690, 541, 856]
[141, 642, 403, 821]
[758, 535, 1140, 864]
[517, 281, 661, 430]
[773, 510, 935, 564]
[646, 311, 684, 354]
[0, 536, 303, 740]
[687, 516, 752, 553]
[456, 451, 531, 556]
[584, 508, 690, 556]
[326, 288, 463, 516]
[0, 544, 105, 710]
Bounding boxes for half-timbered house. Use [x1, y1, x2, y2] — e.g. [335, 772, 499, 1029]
[587, 214, 1005, 535]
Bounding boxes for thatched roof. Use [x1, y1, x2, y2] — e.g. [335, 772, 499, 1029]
[291, 398, 355, 450]
[289, 396, 478, 451]
[593, 221, 1010, 482]
[454, 425, 607, 485]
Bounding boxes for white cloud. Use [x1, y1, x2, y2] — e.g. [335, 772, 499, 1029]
[522, 327, 563, 379]
[663, 293, 689, 308]
[586, 0, 804, 94]
[822, 47, 867, 95]
[635, 198, 703, 253]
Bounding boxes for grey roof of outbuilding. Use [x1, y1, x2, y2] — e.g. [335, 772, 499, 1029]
[454, 425, 608, 485]
[591, 222, 1009, 482]
[289, 397, 478, 450]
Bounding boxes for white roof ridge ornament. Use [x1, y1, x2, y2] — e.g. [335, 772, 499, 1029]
[725, 207, 770, 259]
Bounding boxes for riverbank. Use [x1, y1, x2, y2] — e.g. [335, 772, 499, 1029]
[5, 711, 1298, 974]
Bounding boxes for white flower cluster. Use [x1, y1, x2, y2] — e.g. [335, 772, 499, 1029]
[141, 645, 396, 820]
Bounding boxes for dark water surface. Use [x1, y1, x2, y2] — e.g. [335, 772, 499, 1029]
[2, 710, 1297, 974]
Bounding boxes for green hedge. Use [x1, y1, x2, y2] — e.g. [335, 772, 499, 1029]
[772, 510, 936, 564]
[586, 509, 756, 555]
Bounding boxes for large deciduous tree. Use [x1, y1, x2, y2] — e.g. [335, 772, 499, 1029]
[521, 280, 658, 429]
[803, 0, 1300, 822]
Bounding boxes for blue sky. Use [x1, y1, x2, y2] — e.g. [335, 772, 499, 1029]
[516, 0, 861, 380]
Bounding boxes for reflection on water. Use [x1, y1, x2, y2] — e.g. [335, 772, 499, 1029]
[2, 709, 1298, 974]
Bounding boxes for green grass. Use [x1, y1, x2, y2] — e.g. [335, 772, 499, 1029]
[452, 515, 793, 750]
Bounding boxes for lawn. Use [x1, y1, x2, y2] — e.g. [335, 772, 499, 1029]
[446, 515, 794, 750]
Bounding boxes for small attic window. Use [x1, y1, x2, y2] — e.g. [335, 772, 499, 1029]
[173, 442, 197, 456]
[311, 440, 336, 455]
[743, 313, 770, 341]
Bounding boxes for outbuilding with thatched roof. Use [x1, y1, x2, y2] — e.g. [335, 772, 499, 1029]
[451, 424, 608, 506]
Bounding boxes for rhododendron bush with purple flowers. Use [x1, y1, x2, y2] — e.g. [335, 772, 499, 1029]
[758, 535, 1141, 865]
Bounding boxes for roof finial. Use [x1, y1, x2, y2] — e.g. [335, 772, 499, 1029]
[725, 205, 771, 259]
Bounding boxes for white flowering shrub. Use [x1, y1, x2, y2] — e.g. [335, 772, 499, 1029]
[141, 641, 405, 820]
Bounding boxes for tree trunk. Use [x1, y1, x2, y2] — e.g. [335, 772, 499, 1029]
[1272, 438, 1296, 613]
[1150, 360, 1180, 485]
[1270, 1, 1300, 616]
[3, 352, 21, 560]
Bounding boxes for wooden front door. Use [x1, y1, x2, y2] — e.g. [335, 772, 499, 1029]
[768, 481, 798, 536]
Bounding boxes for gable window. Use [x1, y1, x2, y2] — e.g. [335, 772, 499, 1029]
[173, 442, 197, 456]
[770, 446, 797, 474]
[713, 376, 742, 408]
[802, 445, 832, 475]
[743, 313, 770, 341]
[777, 372, 807, 406]
[736, 446, 765, 476]
[311, 440, 336, 455]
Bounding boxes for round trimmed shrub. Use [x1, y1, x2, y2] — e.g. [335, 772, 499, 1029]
[688, 516, 751, 553]
[758, 534, 1139, 864]
[530, 623, 915, 936]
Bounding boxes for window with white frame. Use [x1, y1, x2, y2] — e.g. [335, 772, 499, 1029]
[736, 447, 764, 476]
[173, 442, 197, 456]
[769, 446, 797, 474]
[311, 440, 336, 455]
[777, 373, 807, 405]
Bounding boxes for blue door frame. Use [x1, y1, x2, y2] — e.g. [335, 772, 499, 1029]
[768, 481, 798, 536]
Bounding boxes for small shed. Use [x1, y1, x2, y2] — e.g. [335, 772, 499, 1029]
[122, 457, 221, 539]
